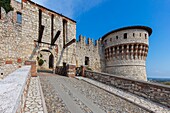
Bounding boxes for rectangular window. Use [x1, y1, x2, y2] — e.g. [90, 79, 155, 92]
[104, 39, 107, 45]
[124, 33, 127, 39]
[63, 19, 67, 46]
[145, 34, 147, 39]
[17, 12, 22, 24]
[85, 57, 89, 66]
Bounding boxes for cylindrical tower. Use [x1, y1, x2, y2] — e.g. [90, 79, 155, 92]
[102, 26, 152, 81]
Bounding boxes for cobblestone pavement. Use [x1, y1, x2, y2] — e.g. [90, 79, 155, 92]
[24, 77, 46, 113]
[76, 77, 170, 113]
[39, 73, 154, 113]
[40, 75, 71, 113]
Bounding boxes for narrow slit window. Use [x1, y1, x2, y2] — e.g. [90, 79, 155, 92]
[85, 57, 89, 66]
[116, 36, 118, 39]
[133, 33, 135, 37]
[63, 19, 67, 46]
[17, 12, 22, 24]
[145, 34, 147, 39]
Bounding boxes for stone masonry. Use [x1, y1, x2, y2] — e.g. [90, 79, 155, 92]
[0, 0, 152, 81]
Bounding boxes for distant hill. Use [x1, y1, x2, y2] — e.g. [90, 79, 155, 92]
[148, 78, 170, 86]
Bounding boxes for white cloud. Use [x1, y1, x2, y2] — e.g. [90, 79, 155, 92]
[15, 0, 106, 19]
[40, 0, 106, 19]
[54, 0, 106, 18]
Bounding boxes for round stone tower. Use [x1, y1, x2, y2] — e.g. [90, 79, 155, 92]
[102, 26, 152, 81]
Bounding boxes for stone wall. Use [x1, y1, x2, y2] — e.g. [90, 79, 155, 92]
[0, 0, 23, 78]
[106, 65, 147, 80]
[0, 0, 77, 77]
[102, 26, 152, 80]
[0, 66, 31, 113]
[76, 35, 105, 72]
[85, 70, 170, 108]
[22, 0, 76, 69]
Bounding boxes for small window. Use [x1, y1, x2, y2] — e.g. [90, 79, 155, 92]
[133, 33, 135, 37]
[85, 57, 89, 65]
[116, 36, 118, 39]
[105, 40, 107, 45]
[63, 19, 67, 46]
[145, 34, 147, 39]
[110, 38, 112, 42]
[140, 33, 141, 37]
[17, 12, 22, 24]
[124, 33, 127, 39]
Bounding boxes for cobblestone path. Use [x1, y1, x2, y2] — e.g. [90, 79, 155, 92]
[24, 77, 46, 113]
[39, 73, 153, 113]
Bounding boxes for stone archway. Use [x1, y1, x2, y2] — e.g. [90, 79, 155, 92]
[38, 49, 54, 70]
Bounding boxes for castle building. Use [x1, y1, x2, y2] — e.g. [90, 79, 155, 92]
[0, 0, 152, 81]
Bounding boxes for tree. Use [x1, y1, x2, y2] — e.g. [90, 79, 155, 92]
[0, 0, 13, 13]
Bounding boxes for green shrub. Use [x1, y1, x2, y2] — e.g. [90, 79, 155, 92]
[86, 67, 92, 71]
[38, 59, 44, 66]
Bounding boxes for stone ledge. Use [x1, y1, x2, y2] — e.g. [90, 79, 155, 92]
[85, 70, 170, 108]
[0, 66, 31, 113]
[77, 77, 170, 113]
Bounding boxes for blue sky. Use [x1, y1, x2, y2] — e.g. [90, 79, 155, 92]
[17, 0, 170, 78]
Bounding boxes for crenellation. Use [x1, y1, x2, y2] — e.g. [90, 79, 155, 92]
[0, 0, 152, 81]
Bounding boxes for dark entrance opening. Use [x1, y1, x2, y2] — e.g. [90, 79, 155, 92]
[49, 53, 54, 69]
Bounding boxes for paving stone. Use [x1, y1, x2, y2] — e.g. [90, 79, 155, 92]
[24, 77, 45, 113]
[39, 73, 152, 113]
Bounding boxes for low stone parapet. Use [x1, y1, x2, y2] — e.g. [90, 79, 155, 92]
[67, 65, 76, 77]
[25, 60, 37, 77]
[85, 70, 170, 108]
[0, 66, 31, 113]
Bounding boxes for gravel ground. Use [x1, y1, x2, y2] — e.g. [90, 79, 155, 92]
[39, 73, 150, 113]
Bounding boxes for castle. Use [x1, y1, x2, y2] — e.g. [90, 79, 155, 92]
[0, 0, 152, 81]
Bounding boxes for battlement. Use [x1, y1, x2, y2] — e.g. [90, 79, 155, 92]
[77, 35, 101, 47]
